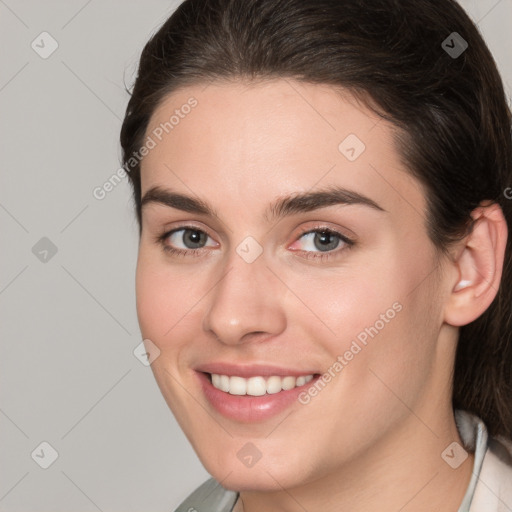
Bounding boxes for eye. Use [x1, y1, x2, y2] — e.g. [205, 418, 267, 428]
[156, 224, 355, 261]
[157, 226, 217, 257]
[289, 226, 355, 261]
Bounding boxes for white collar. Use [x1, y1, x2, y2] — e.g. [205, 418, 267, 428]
[456, 409, 512, 512]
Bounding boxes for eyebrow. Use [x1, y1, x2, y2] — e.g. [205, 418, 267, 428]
[140, 184, 386, 223]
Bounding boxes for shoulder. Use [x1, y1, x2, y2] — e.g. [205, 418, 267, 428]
[471, 434, 512, 511]
[173, 478, 238, 512]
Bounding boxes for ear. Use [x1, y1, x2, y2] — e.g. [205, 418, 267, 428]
[443, 201, 508, 327]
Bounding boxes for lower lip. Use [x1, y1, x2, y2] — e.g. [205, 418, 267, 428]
[196, 371, 320, 423]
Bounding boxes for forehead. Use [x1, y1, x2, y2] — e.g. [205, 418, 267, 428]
[140, 79, 426, 223]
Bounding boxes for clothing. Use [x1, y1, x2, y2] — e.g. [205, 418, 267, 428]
[174, 409, 512, 512]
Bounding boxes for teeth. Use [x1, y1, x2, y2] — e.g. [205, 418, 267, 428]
[219, 374, 230, 392]
[229, 376, 247, 395]
[266, 376, 282, 394]
[210, 373, 315, 396]
[282, 376, 296, 390]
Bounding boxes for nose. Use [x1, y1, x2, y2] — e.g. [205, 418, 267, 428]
[202, 249, 287, 346]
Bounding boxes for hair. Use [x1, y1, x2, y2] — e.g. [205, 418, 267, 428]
[120, 0, 512, 439]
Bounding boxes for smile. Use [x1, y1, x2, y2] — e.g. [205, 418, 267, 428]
[209, 373, 315, 396]
[195, 366, 322, 422]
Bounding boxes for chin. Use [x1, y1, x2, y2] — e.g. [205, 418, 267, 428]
[199, 451, 312, 492]
[212, 471, 295, 493]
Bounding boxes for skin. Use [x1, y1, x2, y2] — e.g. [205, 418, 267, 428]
[135, 79, 507, 512]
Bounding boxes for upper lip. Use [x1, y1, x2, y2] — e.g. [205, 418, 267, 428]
[196, 362, 319, 378]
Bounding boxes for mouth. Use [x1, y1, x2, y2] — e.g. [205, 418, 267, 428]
[194, 365, 322, 422]
[205, 372, 317, 396]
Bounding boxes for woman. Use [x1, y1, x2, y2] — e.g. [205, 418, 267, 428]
[120, 0, 512, 510]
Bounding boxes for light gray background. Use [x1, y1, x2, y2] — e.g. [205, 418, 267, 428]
[0, 1, 511, 511]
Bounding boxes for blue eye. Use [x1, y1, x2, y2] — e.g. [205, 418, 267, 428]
[157, 225, 355, 261]
[158, 227, 216, 256]
[291, 227, 354, 261]
[297, 229, 346, 252]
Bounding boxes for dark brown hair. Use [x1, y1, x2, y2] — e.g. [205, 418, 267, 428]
[120, 0, 512, 438]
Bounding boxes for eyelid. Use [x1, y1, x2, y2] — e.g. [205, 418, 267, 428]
[157, 221, 218, 242]
[157, 224, 219, 249]
[292, 222, 355, 242]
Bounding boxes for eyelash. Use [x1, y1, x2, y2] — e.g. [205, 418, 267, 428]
[155, 224, 355, 262]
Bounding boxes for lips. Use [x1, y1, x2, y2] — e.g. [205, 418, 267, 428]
[194, 362, 322, 422]
[196, 362, 319, 378]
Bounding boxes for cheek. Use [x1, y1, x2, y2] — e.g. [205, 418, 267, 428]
[136, 257, 167, 341]
[282, 254, 400, 352]
[135, 251, 195, 348]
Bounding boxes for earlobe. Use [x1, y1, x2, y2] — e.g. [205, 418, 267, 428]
[444, 202, 508, 327]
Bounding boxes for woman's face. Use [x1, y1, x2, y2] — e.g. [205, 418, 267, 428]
[136, 79, 456, 490]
